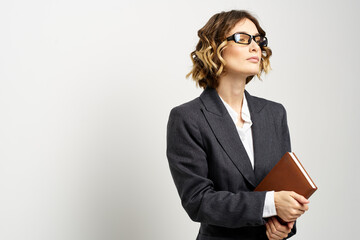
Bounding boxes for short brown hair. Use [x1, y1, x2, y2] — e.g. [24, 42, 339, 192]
[186, 10, 272, 89]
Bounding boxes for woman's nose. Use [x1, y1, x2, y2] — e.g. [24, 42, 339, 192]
[249, 39, 260, 51]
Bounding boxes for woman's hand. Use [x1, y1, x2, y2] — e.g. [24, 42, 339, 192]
[274, 191, 309, 222]
[266, 216, 294, 240]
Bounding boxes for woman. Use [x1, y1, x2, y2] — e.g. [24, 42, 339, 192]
[166, 10, 309, 240]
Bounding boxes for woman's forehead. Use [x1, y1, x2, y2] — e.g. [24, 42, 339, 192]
[229, 18, 259, 35]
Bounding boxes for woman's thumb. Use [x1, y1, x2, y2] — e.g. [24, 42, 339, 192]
[287, 221, 295, 229]
[291, 192, 309, 204]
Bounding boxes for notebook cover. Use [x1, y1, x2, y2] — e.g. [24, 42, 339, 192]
[254, 152, 317, 199]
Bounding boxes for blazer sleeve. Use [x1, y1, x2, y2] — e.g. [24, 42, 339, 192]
[280, 104, 297, 239]
[166, 106, 268, 229]
[281, 104, 292, 154]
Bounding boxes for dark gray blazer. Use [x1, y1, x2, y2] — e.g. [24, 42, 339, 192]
[166, 87, 296, 240]
[167, 87, 296, 240]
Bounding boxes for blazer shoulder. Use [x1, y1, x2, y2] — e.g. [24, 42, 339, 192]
[251, 94, 287, 115]
[168, 97, 203, 120]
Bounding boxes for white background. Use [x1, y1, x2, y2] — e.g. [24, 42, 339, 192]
[0, 0, 359, 239]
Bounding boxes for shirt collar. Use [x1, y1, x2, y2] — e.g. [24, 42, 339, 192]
[218, 91, 252, 125]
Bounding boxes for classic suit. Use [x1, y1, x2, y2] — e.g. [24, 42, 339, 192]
[166, 87, 296, 240]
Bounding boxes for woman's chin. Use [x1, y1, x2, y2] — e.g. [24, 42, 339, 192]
[224, 67, 260, 78]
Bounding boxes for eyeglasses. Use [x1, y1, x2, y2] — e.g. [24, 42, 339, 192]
[226, 32, 268, 47]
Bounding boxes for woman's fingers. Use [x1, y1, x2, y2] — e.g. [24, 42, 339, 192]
[266, 217, 290, 239]
[289, 208, 307, 219]
[269, 217, 287, 234]
[266, 221, 281, 240]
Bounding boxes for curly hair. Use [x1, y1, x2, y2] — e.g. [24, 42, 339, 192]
[186, 10, 272, 89]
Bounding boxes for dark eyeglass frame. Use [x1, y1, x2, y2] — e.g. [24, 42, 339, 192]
[226, 32, 268, 47]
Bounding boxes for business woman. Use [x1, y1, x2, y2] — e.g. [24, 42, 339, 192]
[166, 10, 309, 240]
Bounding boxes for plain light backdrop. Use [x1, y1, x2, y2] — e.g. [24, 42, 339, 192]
[0, 0, 359, 239]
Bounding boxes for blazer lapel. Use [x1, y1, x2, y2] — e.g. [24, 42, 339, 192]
[200, 87, 257, 188]
[244, 90, 269, 185]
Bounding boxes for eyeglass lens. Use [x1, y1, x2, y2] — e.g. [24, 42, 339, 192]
[235, 33, 266, 46]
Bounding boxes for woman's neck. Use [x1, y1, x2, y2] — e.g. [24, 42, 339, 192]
[216, 74, 246, 114]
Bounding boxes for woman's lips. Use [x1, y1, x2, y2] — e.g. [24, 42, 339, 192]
[247, 57, 259, 63]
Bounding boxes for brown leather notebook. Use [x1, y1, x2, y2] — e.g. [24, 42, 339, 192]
[255, 152, 317, 199]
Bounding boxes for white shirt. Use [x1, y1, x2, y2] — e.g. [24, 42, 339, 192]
[219, 92, 277, 218]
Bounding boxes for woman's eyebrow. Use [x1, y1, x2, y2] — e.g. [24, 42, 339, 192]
[237, 31, 261, 36]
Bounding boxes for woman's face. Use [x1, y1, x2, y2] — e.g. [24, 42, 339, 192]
[222, 18, 262, 78]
